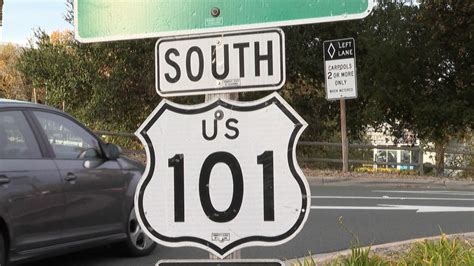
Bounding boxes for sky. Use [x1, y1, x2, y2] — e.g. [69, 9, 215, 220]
[1, 0, 72, 45]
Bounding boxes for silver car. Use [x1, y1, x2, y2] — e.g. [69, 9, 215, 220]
[0, 99, 155, 265]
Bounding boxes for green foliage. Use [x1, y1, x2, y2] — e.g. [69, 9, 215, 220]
[410, 1, 474, 143]
[291, 247, 389, 266]
[280, 22, 367, 142]
[337, 247, 388, 266]
[292, 251, 317, 266]
[12, 0, 473, 173]
[402, 234, 474, 266]
[280, 1, 473, 151]
[291, 235, 474, 265]
[16, 30, 162, 132]
[0, 44, 29, 100]
[353, 1, 472, 174]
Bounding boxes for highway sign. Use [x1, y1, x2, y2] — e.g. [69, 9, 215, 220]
[156, 29, 285, 97]
[135, 92, 310, 258]
[157, 259, 284, 266]
[323, 38, 357, 100]
[74, 0, 375, 42]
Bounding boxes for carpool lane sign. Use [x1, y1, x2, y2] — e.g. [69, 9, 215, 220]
[324, 38, 358, 100]
[74, 0, 374, 42]
[156, 29, 285, 97]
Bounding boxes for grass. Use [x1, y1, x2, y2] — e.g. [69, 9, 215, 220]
[291, 234, 474, 266]
[292, 247, 388, 266]
[336, 247, 388, 266]
[401, 233, 474, 266]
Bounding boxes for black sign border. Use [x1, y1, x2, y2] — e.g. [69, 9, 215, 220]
[137, 94, 309, 256]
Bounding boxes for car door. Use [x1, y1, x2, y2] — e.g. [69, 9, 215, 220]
[31, 110, 127, 242]
[0, 110, 65, 252]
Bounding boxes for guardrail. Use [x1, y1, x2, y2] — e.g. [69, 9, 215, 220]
[95, 131, 474, 174]
[298, 141, 474, 174]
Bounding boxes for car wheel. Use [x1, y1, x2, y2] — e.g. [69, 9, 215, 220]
[0, 232, 6, 266]
[122, 207, 156, 257]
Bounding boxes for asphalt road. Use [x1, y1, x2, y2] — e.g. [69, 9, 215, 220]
[24, 185, 474, 265]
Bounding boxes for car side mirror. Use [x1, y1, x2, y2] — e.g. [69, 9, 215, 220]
[102, 143, 122, 160]
[78, 148, 101, 160]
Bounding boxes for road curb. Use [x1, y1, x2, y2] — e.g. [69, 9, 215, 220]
[284, 232, 474, 265]
[306, 176, 474, 189]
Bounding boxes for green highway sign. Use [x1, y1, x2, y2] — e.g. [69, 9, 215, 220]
[74, 0, 374, 42]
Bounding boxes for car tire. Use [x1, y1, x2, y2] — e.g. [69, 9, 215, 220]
[121, 207, 156, 257]
[0, 232, 6, 266]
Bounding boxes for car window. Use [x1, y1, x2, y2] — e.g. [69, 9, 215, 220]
[0, 111, 42, 159]
[33, 111, 101, 160]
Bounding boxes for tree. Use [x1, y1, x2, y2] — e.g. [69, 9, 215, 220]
[17, 30, 160, 133]
[280, 1, 472, 175]
[360, 1, 473, 175]
[15, 1, 472, 176]
[0, 44, 30, 100]
[415, 0, 474, 174]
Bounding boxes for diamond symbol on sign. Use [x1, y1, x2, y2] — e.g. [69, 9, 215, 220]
[328, 43, 336, 59]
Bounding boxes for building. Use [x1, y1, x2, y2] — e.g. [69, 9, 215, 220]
[366, 125, 472, 176]
[366, 125, 433, 171]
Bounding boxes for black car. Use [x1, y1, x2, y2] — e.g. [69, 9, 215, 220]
[0, 99, 155, 265]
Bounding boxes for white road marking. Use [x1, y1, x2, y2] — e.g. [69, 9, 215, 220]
[311, 204, 474, 213]
[372, 190, 474, 196]
[311, 206, 399, 211]
[381, 205, 474, 213]
[311, 196, 474, 201]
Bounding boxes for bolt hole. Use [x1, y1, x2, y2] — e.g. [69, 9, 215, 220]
[211, 7, 220, 17]
[215, 110, 224, 120]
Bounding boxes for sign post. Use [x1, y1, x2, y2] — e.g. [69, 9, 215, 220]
[324, 38, 358, 173]
[205, 92, 238, 260]
[340, 99, 349, 173]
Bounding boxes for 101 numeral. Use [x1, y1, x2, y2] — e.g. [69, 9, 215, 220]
[168, 151, 274, 223]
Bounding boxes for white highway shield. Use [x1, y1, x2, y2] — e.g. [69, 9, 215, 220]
[135, 93, 310, 258]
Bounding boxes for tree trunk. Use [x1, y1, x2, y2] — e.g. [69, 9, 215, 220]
[434, 142, 446, 177]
